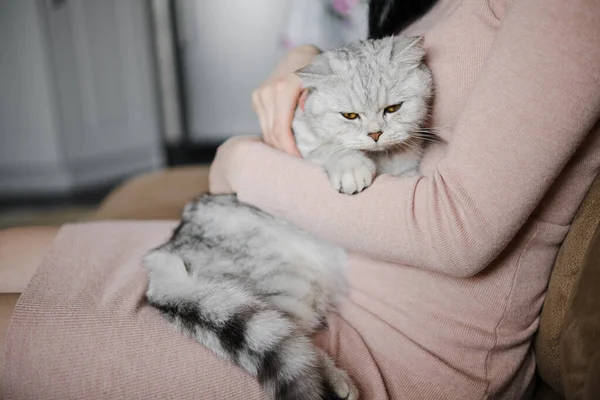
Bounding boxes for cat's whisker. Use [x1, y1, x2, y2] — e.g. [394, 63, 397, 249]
[391, 140, 424, 155]
[410, 132, 445, 143]
[411, 137, 443, 144]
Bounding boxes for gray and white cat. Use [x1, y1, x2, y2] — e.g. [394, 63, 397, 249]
[144, 35, 432, 400]
[294, 35, 432, 194]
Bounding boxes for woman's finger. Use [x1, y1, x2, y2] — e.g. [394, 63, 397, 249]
[257, 110, 270, 145]
[280, 88, 308, 156]
[266, 77, 291, 144]
[272, 84, 302, 155]
[263, 88, 277, 145]
[252, 89, 272, 145]
[280, 131, 301, 157]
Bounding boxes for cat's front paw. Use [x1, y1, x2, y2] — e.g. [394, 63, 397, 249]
[325, 155, 376, 195]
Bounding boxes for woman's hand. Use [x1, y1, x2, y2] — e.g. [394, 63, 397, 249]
[209, 135, 262, 194]
[211, 46, 321, 194]
[252, 45, 321, 156]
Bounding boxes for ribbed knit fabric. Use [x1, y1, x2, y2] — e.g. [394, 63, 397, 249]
[4, 0, 600, 399]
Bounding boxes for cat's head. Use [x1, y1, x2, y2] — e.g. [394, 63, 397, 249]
[296, 36, 432, 151]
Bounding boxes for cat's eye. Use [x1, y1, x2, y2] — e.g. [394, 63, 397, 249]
[341, 112, 359, 120]
[384, 103, 403, 114]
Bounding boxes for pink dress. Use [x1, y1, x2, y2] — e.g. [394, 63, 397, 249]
[4, 0, 600, 398]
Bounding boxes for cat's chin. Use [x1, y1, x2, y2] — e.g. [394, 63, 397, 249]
[360, 142, 411, 153]
[361, 147, 387, 153]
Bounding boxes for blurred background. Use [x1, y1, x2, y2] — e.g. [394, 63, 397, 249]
[0, 0, 367, 228]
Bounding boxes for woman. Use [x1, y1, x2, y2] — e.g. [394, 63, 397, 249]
[2, 0, 599, 398]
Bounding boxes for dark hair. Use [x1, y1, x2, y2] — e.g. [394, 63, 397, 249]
[368, 0, 439, 39]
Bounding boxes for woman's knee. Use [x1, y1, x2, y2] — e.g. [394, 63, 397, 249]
[0, 226, 58, 293]
[91, 166, 210, 220]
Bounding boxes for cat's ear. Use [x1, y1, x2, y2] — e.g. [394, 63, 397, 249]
[295, 53, 333, 88]
[390, 35, 426, 67]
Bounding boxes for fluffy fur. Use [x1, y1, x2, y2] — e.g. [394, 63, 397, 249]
[144, 36, 432, 400]
[294, 35, 433, 194]
[145, 195, 356, 400]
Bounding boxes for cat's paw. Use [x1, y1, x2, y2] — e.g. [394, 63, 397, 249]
[325, 155, 376, 195]
[320, 350, 359, 399]
[328, 367, 359, 400]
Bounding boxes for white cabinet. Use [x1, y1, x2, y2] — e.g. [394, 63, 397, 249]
[175, 0, 288, 143]
[0, 0, 163, 197]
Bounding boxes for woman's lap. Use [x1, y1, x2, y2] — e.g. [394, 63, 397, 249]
[0, 227, 59, 293]
[1, 220, 494, 399]
[0, 294, 19, 399]
[0, 226, 60, 400]
[0, 166, 215, 398]
[2, 222, 390, 399]
[2, 222, 264, 399]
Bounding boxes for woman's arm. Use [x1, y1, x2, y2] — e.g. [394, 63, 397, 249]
[232, 0, 600, 277]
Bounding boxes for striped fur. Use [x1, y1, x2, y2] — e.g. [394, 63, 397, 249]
[144, 194, 357, 400]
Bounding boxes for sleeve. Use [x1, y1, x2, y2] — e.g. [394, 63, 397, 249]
[236, 0, 600, 278]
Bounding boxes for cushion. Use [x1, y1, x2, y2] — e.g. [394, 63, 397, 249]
[560, 223, 600, 399]
[90, 165, 210, 221]
[535, 176, 600, 397]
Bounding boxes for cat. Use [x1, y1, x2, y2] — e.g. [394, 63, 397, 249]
[293, 35, 433, 194]
[144, 35, 432, 400]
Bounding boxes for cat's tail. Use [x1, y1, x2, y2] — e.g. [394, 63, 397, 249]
[143, 249, 356, 400]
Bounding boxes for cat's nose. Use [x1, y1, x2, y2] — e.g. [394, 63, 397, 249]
[368, 131, 383, 142]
